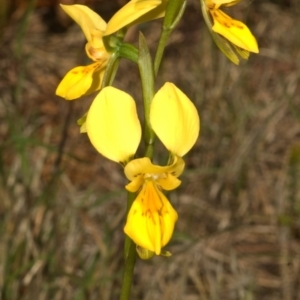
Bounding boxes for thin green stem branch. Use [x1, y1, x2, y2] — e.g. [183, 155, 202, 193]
[102, 43, 138, 89]
[119, 240, 137, 300]
[101, 52, 120, 89]
[154, 29, 171, 77]
[154, 0, 186, 76]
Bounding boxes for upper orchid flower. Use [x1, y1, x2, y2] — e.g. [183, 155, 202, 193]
[200, 0, 259, 64]
[86, 83, 200, 256]
[56, 1, 167, 100]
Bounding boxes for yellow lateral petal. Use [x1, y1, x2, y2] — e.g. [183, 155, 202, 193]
[150, 83, 200, 157]
[105, 0, 165, 36]
[56, 62, 104, 100]
[211, 10, 259, 53]
[157, 173, 182, 191]
[86, 87, 141, 163]
[209, 0, 241, 8]
[60, 5, 107, 43]
[124, 156, 185, 183]
[126, 175, 144, 193]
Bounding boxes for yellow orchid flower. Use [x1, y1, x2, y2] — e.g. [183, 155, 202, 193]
[124, 156, 184, 255]
[86, 82, 200, 256]
[56, 1, 166, 100]
[200, 0, 258, 64]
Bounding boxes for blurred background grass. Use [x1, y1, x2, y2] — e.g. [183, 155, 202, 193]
[0, 0, 300, 299]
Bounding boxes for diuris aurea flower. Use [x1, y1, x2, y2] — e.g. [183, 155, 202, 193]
[56, 1, 167, 100]
[200, 0, 259, 64]
[86, 83, 200, 256]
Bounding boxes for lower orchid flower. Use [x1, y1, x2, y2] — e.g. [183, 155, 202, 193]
[86, 82, 200, 257]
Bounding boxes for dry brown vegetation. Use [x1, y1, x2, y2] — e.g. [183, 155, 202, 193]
[0, 0, 300, 299]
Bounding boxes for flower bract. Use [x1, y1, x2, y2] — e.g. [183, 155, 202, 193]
[200, 0, 259, 64]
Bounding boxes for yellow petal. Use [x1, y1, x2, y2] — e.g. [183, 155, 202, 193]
[157, 172, 182, 191]
[125, 197, 161, 254]
[200, 0, 255, 64]
[126, 175, 144, 193]
[56, 62, 104, 100]
[105, 0, 166, 36]
[124, 181, 178, 255]
[124, 156, 185, 185]
[85, 41, 110, 61]
[211, 9, 259, 53]
[208, 0, 241, 8]
[86, 87, 141, 163]
[150, 83, 200, 157]
[60, 5, 107, 43]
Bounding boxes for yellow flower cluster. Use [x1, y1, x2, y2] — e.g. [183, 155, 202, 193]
[56, 0, 258, 100]
[55, 0, 258, 257]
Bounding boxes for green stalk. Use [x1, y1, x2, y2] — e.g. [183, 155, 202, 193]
[102, 44, 138, 89]
[118, 43, 139, 63]
[101, 52, 120, 89]
[154, 0, 187, 76]
[138, 33, 156, 159]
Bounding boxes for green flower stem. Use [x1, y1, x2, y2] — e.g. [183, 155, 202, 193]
[101, 52, 120, 89]
[138, 33, 156, 159]
[120, 192, 137, 300]
[154, 0, 186, 76]
[102, 43, 138, 89]
[118, 43, 139, 63]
